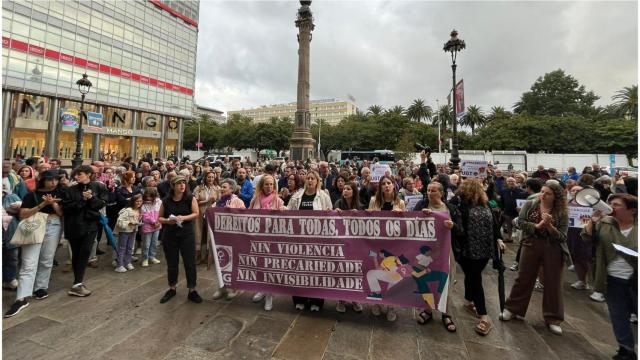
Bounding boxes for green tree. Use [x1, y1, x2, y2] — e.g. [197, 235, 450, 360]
[386, 105, 405, 116]
[487, 106, 511, 122]
[405, 99, 433, 123]
[513, 69, 599, 116]
[366, 105, 384, 116]
[434, 104, 453, 131]
[460, 105, 485, 135]
[612, 85, 638, 121]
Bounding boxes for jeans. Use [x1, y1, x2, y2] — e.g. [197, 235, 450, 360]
[163, 233, 197, 288]
[117, 232, 136, 267]
[3, 246, 19, 283]
[142, 231, 159, 260]
[459, 256, 489, 316]
[606, 275, 637, 350]
[16, 217, 62, 300]
[68, 229, 98, 285]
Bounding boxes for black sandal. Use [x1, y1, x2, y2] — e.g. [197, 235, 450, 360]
[442, 314, 457, 333]
[417, 310, 433, 325]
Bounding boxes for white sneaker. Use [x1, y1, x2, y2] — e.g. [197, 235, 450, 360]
[570, 280, 587, 290]
[310, 305, 320, 312]
[386, 307, 397, 322]
[134, 248, 142, 255]
[111, 260, 118, 267]
[295, 303, 305, 311]
[500, 309, 514, 321]
[352, 302, 364, 313]
[336, 301, 346, 313]
[548, 324, 563, 335]
[115, 266, 127, 273]
[225, 290, 237, 300]
[126, 263, 135, 271]
[212, 289, 226, 300]
[252, 292, 265, 303]
[631, 313, 638, 324]
[131, 256, 139, 262]
[568, 265, 575, 272]
[371, 304, 382, 316]
[150, 258, 161, 264]
[264, 295, 273, 311]
[590, 292, 605, 302]
[141, 260, 149, 267]
[534, 279, 544, 292]
[509, 262, 519, 271]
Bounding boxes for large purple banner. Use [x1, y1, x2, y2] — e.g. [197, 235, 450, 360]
[206, 208, 451, 312]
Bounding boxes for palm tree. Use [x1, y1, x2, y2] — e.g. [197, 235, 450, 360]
[366, 105, 384, 116]
[460, 105, 485, 135]
[612, 85, 638, 120]
[434, 104, 453, 131]
[405, 99, 432, 123]
[386, 105, 405, 116]
[487, 106, 511, 122]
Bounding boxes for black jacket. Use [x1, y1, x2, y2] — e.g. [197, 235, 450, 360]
[414, 198, 464, 260]
[499, 187, 527, 217]
[417, 158, 437, 190]
[61, 181, 108, 238]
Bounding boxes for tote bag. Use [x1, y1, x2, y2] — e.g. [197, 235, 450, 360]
[9, 212, 48, 246]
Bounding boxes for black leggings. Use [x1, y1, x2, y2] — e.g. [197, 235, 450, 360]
[163, 234, 197, 289]
[68, 230, 98, 285]
[459, 256, 489, 316]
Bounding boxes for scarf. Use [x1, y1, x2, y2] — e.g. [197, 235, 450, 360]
[259, 192, 276, 209]
[216, 194, 232, 208]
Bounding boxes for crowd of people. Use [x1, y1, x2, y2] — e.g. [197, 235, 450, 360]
[1, 153, 637, 359]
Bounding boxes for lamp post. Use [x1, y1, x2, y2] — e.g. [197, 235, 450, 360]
[443, 29, 465, 171]
[71, 74, 92, 169]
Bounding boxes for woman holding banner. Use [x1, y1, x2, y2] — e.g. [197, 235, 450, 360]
[450, 178, 504, 336]
[249, 174, 285, 311]
[193, 171, 220, 265]
[367, 175, 406, 322]
[501, 180, 569, 336]
[287, 170, 332, 312]
[211, 178, 245, 301]
[413, 181, 462, 332]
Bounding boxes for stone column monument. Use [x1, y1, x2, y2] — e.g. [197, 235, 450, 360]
[289, 0, 316, 161]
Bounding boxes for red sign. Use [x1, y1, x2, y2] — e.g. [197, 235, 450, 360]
[196, 142, 203, 148]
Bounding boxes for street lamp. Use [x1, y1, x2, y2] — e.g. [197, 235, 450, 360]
[443, 29, 465, 171]
[71, 73, 92, 169]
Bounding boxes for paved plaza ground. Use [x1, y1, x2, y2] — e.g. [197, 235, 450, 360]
[2, 242, 635, 360]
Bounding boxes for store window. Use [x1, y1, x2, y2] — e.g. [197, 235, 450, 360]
[165, 139, 177, 158]
[58, 131, 93, 160]
[138, 112, 161, 131]
[59, 99, 97, 126]
[135, 138, 160, 160]
[166, 116, 179, 135]
[104, 106, 132, 129]
[12, 93, 50, 122]
[100, 135, 131, 161]
[9, 129, 47, 158]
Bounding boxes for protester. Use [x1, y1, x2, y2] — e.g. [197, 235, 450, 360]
[398, 177, 421, 201]
[193, 171, 220, 264]
[566, 186, 591, 290]
[4, 171, 63, 317]
[413, 181, 462, 332]
[2, 184, 21, 290]
[582, 193, 637, 360]
[249, 174, 285, 311]
[61, 165, 108, 297]
[114, 194, 143, 273]
[288, 170, 332, 311]
[501, 180, 569, 336]
[367, 175, 405, 322]
[140, 187, 162, 267]
[499, 177, 527, 242]
[329, 173, 348, 205]
[450, 178, 504, 336]
[211, 178, 245, 301]
[279, 173, 301, 206]
[235, 167, 254, 208]
[157, 176, 202, 304]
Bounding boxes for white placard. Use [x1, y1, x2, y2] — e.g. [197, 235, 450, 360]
[516, 199, 527, 209]
[404, 195, 423, 211]
[460, 160, 488, 178]
[568, 205, 593, 228]
[371, 164, 392, 183]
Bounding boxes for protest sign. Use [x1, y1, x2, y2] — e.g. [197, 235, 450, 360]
[568, 205, 593, 228]
[86, 112, 103, 132]
[404, 195, 422, 211]
[460, 160, 488, 178]
[207, 208, 451, 312]
[516, 199, 527, 209]
[370, 164, 391, 183]
[60, 108, 79, 128]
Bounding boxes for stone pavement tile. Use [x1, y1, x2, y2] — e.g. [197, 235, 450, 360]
[29, 275, 169, 349]
[531, 323, 610, 360]
[415, 315, 466, 350]
[223, 334, 279, 360]
[100, 298, 225, 360]
[496, 319, 560, 359]
[418, 344, 470, 360]
[458, 318, 510, 349]
[183, 313, 245, 353]
[242, 314, 292, 343]
[2, 315, 60, 352]
[369, 321, 419, 360]
[1, 338, 56, 359]
[322, 351, 365, 360]
[324, 311, 372, 360]
[162, 345, 226, 360]
[273, 312, 336, 360]
[465, 341, 518, 360]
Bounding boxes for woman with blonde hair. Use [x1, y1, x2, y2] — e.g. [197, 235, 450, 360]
[501, 180, 569, 336]
[193, 171, 220, 264]
[450, 178, 504, 336]
[250, 174, 285, 311]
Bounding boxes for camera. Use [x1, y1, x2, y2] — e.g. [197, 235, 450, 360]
[414, 143, 432, 153]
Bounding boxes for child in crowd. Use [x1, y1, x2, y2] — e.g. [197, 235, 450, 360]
[114, 194, 143, 273]
[140, 188, 162, 267]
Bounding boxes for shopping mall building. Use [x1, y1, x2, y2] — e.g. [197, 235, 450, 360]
[1, 0, 199, 164]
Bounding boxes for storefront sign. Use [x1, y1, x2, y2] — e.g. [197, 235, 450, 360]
[61, 122, 161, 139]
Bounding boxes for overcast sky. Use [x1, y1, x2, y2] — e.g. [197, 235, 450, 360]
[193, 1, 638, 115]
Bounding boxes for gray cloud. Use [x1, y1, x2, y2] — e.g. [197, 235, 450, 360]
[194, 1, 638, 114]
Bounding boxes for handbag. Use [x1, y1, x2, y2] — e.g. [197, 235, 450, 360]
[10, 212, 48, 246]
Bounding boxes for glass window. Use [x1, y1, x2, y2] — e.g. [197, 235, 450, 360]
[12, 93, 50, 122]
[12, 20, 30, 37]
[9, 129, 48, 159]
[30, 27, 46, 41]
[49, 1, 64, 15]
[3, 18, 12, 32]
[104, 106, 132, 129]
[8, 55, 26, 78]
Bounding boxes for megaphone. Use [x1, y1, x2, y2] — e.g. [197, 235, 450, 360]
[575, 188, 613, 215]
